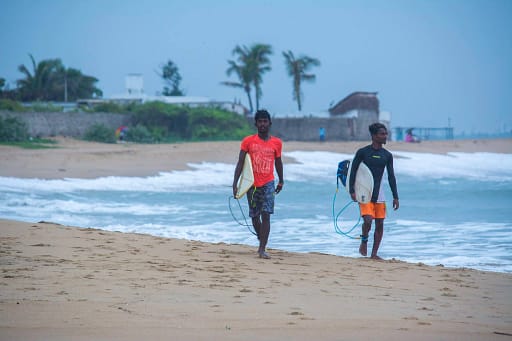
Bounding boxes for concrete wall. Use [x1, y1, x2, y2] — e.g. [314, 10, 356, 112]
[0, 111, 378, 141]
[271, 110, 378, 141]
[0, 111, 131, 138]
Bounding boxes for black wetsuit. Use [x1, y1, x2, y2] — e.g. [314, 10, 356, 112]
[349, 145, 399, 203]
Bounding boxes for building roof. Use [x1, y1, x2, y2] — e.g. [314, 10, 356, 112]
[329, 91, 379, 115]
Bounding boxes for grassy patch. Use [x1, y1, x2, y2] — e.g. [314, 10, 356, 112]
[0, 138, 58, 149]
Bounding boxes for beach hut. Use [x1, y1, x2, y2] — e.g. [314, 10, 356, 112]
[328, 91, 381, 140]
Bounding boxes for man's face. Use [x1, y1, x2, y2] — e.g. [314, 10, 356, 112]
[256, 118, 271, 133]
[373, 128, 388, 144]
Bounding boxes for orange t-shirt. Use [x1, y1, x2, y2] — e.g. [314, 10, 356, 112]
[241, 134, 282, 187]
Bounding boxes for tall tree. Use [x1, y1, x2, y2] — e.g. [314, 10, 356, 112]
[249, 44, 273, 111]
[282, 50, 320, 111]
[159, 60, 184, 96]
[17, 54, 102, 101]
[222, 43, 273, 113]
[222, 45, 254, 113]
[52, 67, 102, 101]
[17, 54, 61, 101]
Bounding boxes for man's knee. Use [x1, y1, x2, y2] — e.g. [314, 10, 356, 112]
[362, 215, 373, 225]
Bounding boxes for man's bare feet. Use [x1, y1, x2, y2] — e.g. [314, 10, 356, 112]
[359, 243, 367, 256]
[370, 255, 383, 260]
[258, 251, 271, 259]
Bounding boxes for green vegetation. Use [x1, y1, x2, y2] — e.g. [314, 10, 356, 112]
[0, 115, 57, 148]
[89, 101, 133, 114]
[125, 124, 154, 143]
[29, 102, 64, 112]
[2, 54, 102, 102]
[0, 138, 57, 149]
[0, 99, 26, 112]
[83, 123, 117, 143]
[130, 101, 252, 142]
[0, 101, 252, 144]
[0, 44, 321, 144]
[159, 60, 185, 96]
[0, 116, 29, 142]
[2, 44, 321, 116]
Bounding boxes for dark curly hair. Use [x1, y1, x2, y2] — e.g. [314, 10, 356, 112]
[254, 109, 271, 123]
[369, 122, 387, 135]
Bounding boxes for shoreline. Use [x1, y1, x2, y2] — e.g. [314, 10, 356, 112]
[1, 138, 511, 339]
[1, 218, 511, 340]
[0, 137, 511, 179]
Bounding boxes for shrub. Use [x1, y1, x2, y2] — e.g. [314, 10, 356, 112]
[0, 99, 26, 112]
[30, 102, 63, 112]
[130, 102, 252, 141]
[83, 123, 116, 143]
[0, 116, 29, 142]
[125, 124, 154, 143]
[93, 102, 127, 113]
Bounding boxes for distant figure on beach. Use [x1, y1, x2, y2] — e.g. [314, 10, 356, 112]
[319, 127, 326, 142]
[233, 109, 284, 259]
[405, 128, 420, 143]
[349, 123, 399, 260]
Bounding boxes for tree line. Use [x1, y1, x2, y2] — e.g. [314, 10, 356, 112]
[0, 43, 320, 112]
[0, 54, 102, 102]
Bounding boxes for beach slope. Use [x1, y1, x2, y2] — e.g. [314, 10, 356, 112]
[1, 219, 511, 341]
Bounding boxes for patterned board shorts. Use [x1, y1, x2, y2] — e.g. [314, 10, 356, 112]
[247, 181, 275, 217]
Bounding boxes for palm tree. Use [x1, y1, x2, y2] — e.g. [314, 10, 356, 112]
[282, 50, 320, 111]
[222, 45, 254, 113]
[17, 54, 102, 101]
[248, 44, 273, 111]
[222, 58, 254, 113]
[222, 43, 273, 113]
[17, 54, 62, 101]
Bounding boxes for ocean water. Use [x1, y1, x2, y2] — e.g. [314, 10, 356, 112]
[1, 150, 511, 273]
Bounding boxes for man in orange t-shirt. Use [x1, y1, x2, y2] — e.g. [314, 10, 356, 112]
[233, 110, 284, 259]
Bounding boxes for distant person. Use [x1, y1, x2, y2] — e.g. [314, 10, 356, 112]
[348, 123, 399, 260]
[233, 109, 284, 259]
[405, 128, 420, 143]
[319, 127, 326, 142]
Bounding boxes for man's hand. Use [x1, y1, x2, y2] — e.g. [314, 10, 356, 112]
[393, 198, 399, 210]
[275, 182, 284, 194]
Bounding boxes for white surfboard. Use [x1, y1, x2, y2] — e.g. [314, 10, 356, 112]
[346, 160, 374, 204]
[235, 153, 254, 199]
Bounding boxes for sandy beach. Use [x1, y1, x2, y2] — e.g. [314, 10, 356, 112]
[1, 137, 511, 340]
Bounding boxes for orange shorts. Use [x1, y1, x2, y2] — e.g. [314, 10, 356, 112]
[359, 202, 386, 219]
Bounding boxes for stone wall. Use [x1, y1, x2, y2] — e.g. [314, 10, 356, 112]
[271, 110, 378, 141]
[0, 112, 131, 138]
[0, 111, 377, 141]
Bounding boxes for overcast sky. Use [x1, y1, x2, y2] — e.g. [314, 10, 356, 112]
[1, 0, 511, 134]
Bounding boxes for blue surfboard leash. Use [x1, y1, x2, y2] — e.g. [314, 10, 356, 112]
[332, 188, 361, 240]
[228, 195, 257, 236]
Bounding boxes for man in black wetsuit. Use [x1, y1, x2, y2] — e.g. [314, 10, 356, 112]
[348, 123, 399, 260]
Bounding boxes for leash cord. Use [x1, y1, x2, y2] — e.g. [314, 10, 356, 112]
[332, 189, 361, 239]
[228, 195, 257, 236]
